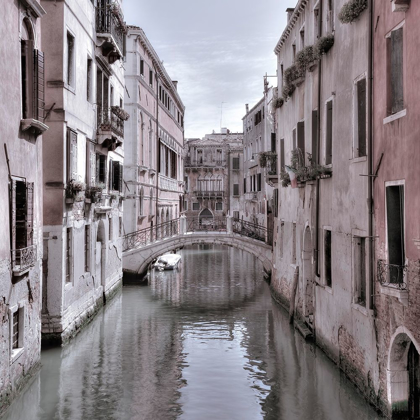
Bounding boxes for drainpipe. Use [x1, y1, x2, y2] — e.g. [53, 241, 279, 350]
[368, 0, 374, 310]
[314, 0, 323, 278]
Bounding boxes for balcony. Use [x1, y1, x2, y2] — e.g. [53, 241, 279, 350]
[12, 245, 37, 276]
[97, 106, 129, 150]
[245, 192, 258, 202]
[378, 259, 408, 305]
[96, 3, 126, 62]
[159, 175, 179, 192]
[194, 190, 224, 199]
[184, 157, 227, 168]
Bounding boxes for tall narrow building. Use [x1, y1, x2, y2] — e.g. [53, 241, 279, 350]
[41, 0, 128, 345]
[0, 0, 47, 413]
[124, 26, 185, 236]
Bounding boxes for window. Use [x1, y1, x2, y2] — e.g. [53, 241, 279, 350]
[257, 173, 262, 192]
[233, 184, 239, 196]
[84, 225, 90, 272]
[353, 237, 366, 306]
[21, 19, 44, 122]
[67, 128, 78, 182]
[216, 202, 223, 211]
[233, 211, 239, 219]
[314, 3, 320, 39]
[292, 222, 297, 264]
[65, 228, 72, 283]
[119, 216, 123, 237]
[193, 202, 199, 211]
[300, 26, 305, 49]
[292, 43, 296, 61]
[243, 177, 247, 194]
[184, 200, 188, 211]
[273, 189, 278, 218]
[96, 154, 106, 184]
[292, 128, 297, 150]
[280, 220, 284, 258]
[297, 121, 305, 163]
[111, 161, 124, 191]
[271, 133, 276, 152]
[10, 178, 34, 273]
[66, 31, 75, 87]
[109, 217, 113, 241]
[386, 184, 405, 283]
[326, 100, 333, 165]
[311, 110, 318, 164]
[139, 187, 144, 216]
[354, 78, 367, 157]
[324, 229, 332, 287]
[12, 310, 19, 349]
[140, 58, 144, 76]
[87, 58, 93, 102]
[327, 0, 335, 33]
[149, 69, 153, 87]
[387, 26, 404, 115]
[232, 157, 240, 170]
[280, 138, 285, 171]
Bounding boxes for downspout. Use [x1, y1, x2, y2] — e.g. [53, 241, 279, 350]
[315, 0, 323, 278]
[154, 65, 159, 223]
[368, 0, 374, 310]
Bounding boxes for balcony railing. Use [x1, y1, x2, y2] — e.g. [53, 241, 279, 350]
[377, 259, 408, 290]
[96, 5, 125, 58]
[159, 175, 179, 192]
[97, 106, 125, 138]
[194, 190, 224, 198]
[184, 157, 227, 167]
[11, 245, 37, 275]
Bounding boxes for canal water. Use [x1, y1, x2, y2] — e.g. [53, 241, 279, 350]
[3, 244, 383, 420]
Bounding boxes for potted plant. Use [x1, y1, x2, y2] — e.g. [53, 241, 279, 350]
[65, 179, 86, 203]
[338, 0, 367, 24]
[314, 34, 335, 58]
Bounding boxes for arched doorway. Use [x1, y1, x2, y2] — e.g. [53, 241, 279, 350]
[388, 330, 420, 418]
[303, 226, 314, 325]
[199, 208, 213, 227]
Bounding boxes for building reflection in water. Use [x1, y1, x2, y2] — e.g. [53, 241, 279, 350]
[2, 244, 382, 420]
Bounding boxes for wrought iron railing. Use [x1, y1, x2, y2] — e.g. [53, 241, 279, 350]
[377, 259, 407, 290]
[97, 106, 124, 138]
[123, 218, 179, 251]
[194, 190, 224, 198]
[11, 245, 37, 273]
[186, 217, 227, 232]
[232, 218, 273, 245]
[96, 6, 124, 54]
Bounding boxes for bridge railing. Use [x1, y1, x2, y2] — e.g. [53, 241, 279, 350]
[123, 218, 180, 251]
[186, 216, 227, 233]
[232, 218, 273, 246]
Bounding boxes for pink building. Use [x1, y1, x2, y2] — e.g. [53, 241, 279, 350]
[373, 0, 420, 417]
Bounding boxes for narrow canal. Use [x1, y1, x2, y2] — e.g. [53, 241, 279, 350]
[3, 244, 383, 420]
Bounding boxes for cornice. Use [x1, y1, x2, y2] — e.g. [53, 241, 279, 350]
[274, 0, 308, 55]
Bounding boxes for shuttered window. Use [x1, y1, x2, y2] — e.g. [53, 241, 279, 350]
[243, 177, 247, 194]
[297, 121, 305, 163]
[311, 110, 318, 164]
[324, 230, 332, 287]
[233, 184, 239, 196]
[326, 101, 333, 165]
[271, 133, 276, 152]
[257, 173, 262, 192]
[12, 311, 19, 349]
[280, 138, 285, 171]
[96, 154, 106, 184]
[34, 49, 45, 121]
[112, 161, 124, 191]
[67, 128, 78, 182]
[232, 157, 240, 170]
[356, 79, 367, 157]
[390, 27, 404, 114]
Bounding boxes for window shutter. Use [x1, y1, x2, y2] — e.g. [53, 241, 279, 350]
[357, 79, 367, 157]
[22, 40, 34, 120]
[26, 182, 34, 247]
[109, 159, 113, 190]
[33, 49, 45, 121]
[297, 121, 305, 160]
[391, 28, 404, 114]
[90, 149, 96, 186]
[67, 129, 77, 181]
[326, 101, 333, 165]
[10, 179, 17, 251]
[119, 162, 123, 192]
[112, 161, 120, 191]
[311, 111, 318, 164]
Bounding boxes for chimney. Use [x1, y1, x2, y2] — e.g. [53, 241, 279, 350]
[245, 104, 249, 114]
[172, 80, 178, 90]
[286, 8, 295, 22]
[221, 128, 228, 134]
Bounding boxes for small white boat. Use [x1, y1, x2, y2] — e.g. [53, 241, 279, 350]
[153, 254, 182, 271]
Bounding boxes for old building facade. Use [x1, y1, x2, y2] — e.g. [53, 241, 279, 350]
[40, 0, 127, 345]
[124, 26, 185, 236]
[271, 0, 381, 412]
[0, 0, 47, 413]
[372, 1, 420, 417]
[242, 86, 277, 228]
[184, 130, 243, 222]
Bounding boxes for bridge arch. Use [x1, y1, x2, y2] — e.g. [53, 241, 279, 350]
[123, 233, 273, 278]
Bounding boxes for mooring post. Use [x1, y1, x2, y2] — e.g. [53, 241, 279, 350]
[180, 215, 187, 234]
[227, 215, 233, 234]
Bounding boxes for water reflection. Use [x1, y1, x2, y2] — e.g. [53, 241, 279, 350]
[2, 245, 383, 420]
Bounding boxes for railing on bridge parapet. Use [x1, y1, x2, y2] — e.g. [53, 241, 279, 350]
[122, 216, 273, 252]
[232, 218, 273, 246]
[123, 218, 180, 252]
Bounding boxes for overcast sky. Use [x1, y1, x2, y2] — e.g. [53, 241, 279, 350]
[123, 0, 297, 138]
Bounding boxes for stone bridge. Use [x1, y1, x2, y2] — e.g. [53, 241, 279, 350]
[122, 216, 273, 277]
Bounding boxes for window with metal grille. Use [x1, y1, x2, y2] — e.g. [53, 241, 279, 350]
[12, 311, 19, 349]
[193, 202, 199, 211]
[216, 202, 222, 211]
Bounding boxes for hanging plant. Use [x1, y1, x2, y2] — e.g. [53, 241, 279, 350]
[314, 34, 335, 58]
[65, 179, 86, 198]
[296, 45, 316, 73]
[338, 0, 368, 24]
[259, 152, 277, 169]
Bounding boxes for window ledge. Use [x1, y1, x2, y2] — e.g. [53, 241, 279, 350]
[350, 156, 367, 164]
[94, 206, 112, 214]
[351, 302, 369, 316]
[20, 119, 49, 136]
[65, 282, 73, 290]
[11, 347, 24, 364]
[383, 109, 406, 125]
[379, 284, 408, 306]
